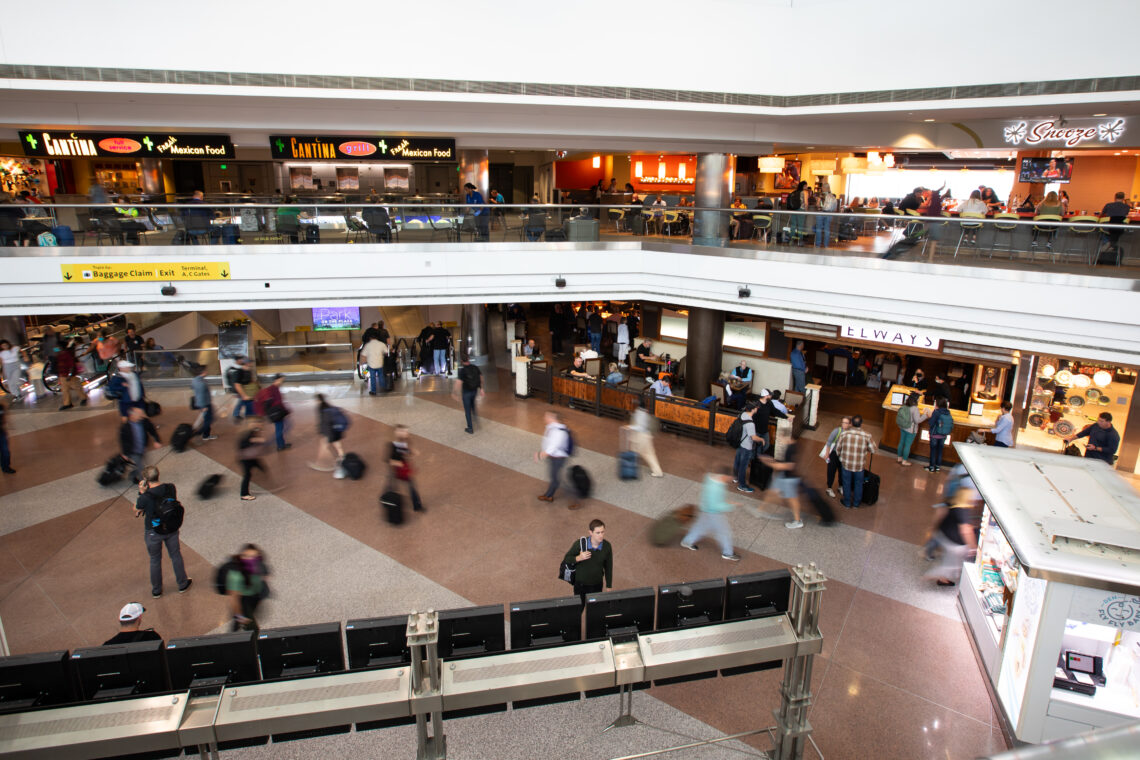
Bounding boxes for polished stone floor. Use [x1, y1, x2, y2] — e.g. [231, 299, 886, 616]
[0, 339, 1013, 758]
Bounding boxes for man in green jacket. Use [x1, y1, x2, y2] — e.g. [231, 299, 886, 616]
[564, 519, 613, 607]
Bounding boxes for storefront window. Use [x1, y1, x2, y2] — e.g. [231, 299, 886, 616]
[659, 309, 766, 354]
[1023, 356, 1135, 462]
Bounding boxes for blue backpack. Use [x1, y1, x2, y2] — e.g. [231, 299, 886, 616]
[932, 411, 954, 436]
[105, 374, 125, 400]
[328, 406, 350, 434]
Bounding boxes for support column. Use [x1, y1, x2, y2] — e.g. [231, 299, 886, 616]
[461, 303, 489, 366]
[1009, 354, 1038, 447]
[458, 149, 489, 200]
[685, 308, 724, 402]
[692, 153, 734, 247]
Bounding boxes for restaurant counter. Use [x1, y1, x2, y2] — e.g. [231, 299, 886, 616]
[879, 384, 1000, 465]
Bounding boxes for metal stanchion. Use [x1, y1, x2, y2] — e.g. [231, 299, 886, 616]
[407, 610, 446, 760]
[773, 563, 827, 760]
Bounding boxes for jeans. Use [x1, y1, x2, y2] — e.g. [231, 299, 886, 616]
[840, 467, 863, 508]
[898, 430, 917, 460]
[0, 430, 10, 470]
[127, 448, 145, 483]
[145, 530, 188, 595]
[544, 456, 567, 498]
[368, 367, 385, 393]
[994, 441, 1009, 448]
[198, 403, 214, 438]
[791, 367, 806, 393]
[813, 215, 832, 247]
[231, 594, 263, 632]
[433, 349, 448, 375]
[930, 437, 946, 469]
[733, 445, 753, 487]
[240, 458, 264, 496]
[232, 398, 254, 420]
[826, 450, 840, 488]
[789, 214, 805, 242]
[274, 420, 286, 449]
[461, 388, 477, 431]
[681, 510, 733, 556]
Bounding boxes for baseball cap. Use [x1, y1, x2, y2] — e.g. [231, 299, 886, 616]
[759, 388, 771, 398]
[119, 602, 145, 622]
[118, 360, 135, 369]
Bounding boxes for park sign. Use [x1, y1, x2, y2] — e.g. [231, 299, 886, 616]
[20, 131, 234, 159]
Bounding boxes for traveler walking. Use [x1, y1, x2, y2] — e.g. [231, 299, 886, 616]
[237, 419, 267, 501]
[563, 519, 612, 607]
[103, 603, 162, 645]
[834, 415, 875, 509]
[925, 484, 980, 587]
[226, 357, 255, 422]
[191, 363, 216, 440]
[895, 392, 929, 466]
[254, 374, 291, 451]
[680, 473, 742, 561]
[119, 406, 161, 484]
[134, 466, 191, 598]
[625, 402, 664, 477]
[361, 334, 389, 395]
[225, 543, 270, 631]
[387, 424, 425, 512]
[108, 360, 144, 419]
[455, 357, 483, 434]
[0, 340, 25, 401]
[0, 396, 15, 474]
[761, 428, 805, 529]
[55, 341, 88, 410]
[312, 394, 348, 471]
[536, 410, 575, 508]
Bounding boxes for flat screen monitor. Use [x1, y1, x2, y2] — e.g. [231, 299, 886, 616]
[1066, 651, 1097, 674]
[969, 401, 986, 416]
[725, 570, 792, 620]
[584, 587, 656, 640]
[0, 650, 76, 711]
[509, 596, 583, 650]
[311, 306, 361, 331]
[257, 623, 345, 680]
[890, 391, 906, 406]
[1018, 157, 1073, 184]
[166, 631, 260, 690]
[437, 605, 506, 659]
[345, 615, 411, 670]
[71, 639, 169, 701]
[656, 579, 726, 630]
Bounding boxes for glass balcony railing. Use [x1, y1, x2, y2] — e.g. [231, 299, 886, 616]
[255, 343, 357, 374]
[2, 202, 1135, 275]
[132, 347, 220, 379]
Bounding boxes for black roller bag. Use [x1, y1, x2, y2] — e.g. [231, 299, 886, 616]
[861, 468, 880, 506]
[749, 458, 773, 490]
[341, 452, 366, 480]
[171, 423, 194, 453]
[97, 455, 128, 486]
[569, 464, 592, 499]
[801, 484, 836, 525]
[380, 490, 405, 525]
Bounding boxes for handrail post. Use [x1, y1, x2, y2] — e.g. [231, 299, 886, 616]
[594, 374, 602, 416]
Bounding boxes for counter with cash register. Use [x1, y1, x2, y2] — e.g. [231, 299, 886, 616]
[955, 444, 1140, 744]
[880, 384, 1000, 465]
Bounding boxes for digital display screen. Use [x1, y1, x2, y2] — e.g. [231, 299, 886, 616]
[1066, 652, 1096, 674]
[1018, 157, 1073, 184]
[312, 307, 360, 331]
[890, 392, 906, 406]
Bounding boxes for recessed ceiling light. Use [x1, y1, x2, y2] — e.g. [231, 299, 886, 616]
[806, 146, 815, 149]
[1093, 113, 1107, 117]
[923, 118, 935, 122]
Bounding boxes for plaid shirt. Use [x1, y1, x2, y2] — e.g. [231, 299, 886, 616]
[834, 428, 875, 471]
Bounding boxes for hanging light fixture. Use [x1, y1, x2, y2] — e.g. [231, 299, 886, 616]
[658, 161, 667, 179]
[591, 155, 601, 169]
[867, 151, 880, 163]
[840, 157, 867, 175]
[635, 161, 643, 177]
[1093, 370, 1112, 387]
[809, 159, 835, 176]
[884, 153, 896, 168]
[758, 156, 785, 173]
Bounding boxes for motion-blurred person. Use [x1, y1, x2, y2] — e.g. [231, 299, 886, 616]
[680, 473, 742, 561]
[191, 363, 216, 441]
[119, 406, 161, 484]
[0, 340, 25, 401]
[237, 418, 267, 502]
[108, 360, 144, 420]
[312, 394, 348, 472]
[225, 543, 270, 631]
[255, 374, 291, 451]
[760, 428, 804, 529]
[388, 424, 424, 512]
[56, 340, 88, 410]
[625, 400, 663, 477]
[925, 478, 980, 587]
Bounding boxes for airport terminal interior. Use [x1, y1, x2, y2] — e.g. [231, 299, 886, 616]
[1, 2, 1140, 759]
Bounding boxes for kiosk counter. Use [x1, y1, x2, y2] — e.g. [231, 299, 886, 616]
[879, 384, 1000, 465]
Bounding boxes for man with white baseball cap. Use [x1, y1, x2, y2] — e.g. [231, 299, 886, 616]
[102, 602, 162, 645]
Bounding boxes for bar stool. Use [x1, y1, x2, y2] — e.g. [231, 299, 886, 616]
[1030, 215, 1063, 262]
[921, 211, 951, 257]
[988, 213, 1020, 259]
[1061, 215, 1099, 265]
[608, 208, 624, 232]
[752, 214, 772, 245]
[1096, 217, 1130, 266]
[954, 212, 985, 258]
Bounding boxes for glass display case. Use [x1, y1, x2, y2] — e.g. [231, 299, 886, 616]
[956, 444, 1140, 744]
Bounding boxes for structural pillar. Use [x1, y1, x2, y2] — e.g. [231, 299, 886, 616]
[461, 303, 489, 366]
[686, 307, 724, 402]
[692, 153, 734, 247]
[458, 149, 489, 200]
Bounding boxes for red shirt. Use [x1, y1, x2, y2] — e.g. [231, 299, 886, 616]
[55, 349, 78, 377]
[254, 384, 284, 416]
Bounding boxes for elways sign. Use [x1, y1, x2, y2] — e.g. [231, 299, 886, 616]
[60, 262, 231, 282]
[841, 322, 941, 349]
[20, 131, 234, 159]
[270, 135, 455, 162]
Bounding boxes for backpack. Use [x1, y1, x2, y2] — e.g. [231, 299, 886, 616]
[933, 411, 954, 436]
[226, 366, 249, 393]
[558, 538, 587, 584]
[786, 191, 802, 211]
[328, 406, 350, 434]
[821, 193, 838, 212]
[895, 405, 912, 431]
[214, 558, 241, 595]
[459, 365, 480, 392]
[561, 426, 575, 457]
[36, 231, 58, 247]
[726, 416, 745, 448]
[105, 374, 125, 400]
[151, 495, 184, 534]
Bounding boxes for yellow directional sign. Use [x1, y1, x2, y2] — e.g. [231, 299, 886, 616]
[60, 262, 231, 283]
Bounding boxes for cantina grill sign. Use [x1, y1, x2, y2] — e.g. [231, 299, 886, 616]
[270, 135, 455, 162]
[19, 131, 234, 159]
[1003, 118, 1125, 147]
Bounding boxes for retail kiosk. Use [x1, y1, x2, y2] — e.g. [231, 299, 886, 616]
[955, 444, 1140, 744]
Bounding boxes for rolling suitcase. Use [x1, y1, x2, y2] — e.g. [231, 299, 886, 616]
[52, 225, 75, 246]
[568, 464, 593, 499]
[340, 453, 366, 480]
[380, 490, 405, 525]
[650, 504, 696, 546]
[748, 459, 773, 490]
[171, 423, 194, 453]
[97, 455, 128, 486]
[861, 467, 880, 506]
[197, 474, 222, 499]
[618, 426, 639, 480]
[801, 485, 836, 525]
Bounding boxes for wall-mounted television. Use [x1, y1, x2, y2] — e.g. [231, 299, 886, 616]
[312, 307, 361, 331]
[1018, 157, 1073, 184]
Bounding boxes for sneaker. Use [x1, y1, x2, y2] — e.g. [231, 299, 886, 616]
[785, 520, 804, 530]
[1, 468, 14, 474]
[59, 404, 73, 410]
[178, 579, 193, 593]
[721, 553, 742, 562]
[826, 488, 836, 498]
[152, 591, 162, 599]
[202, 435, 218, 441]
[737, 485, 755, 493]
[277, 443, 292, 451]
[464, 427, 474, 434]
[680, 541, 699, 551]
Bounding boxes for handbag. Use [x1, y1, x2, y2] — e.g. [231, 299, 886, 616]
[558, 538, 588, 584]
[267, 405, 288, 423]
[189, 394, 198, 411]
